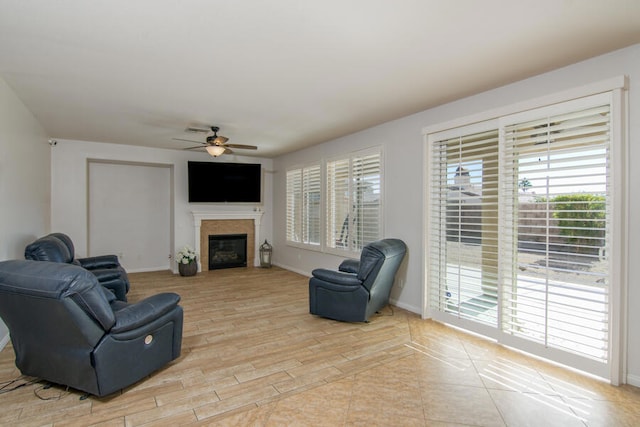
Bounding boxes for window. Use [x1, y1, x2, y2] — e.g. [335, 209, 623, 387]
[326, 149, 382, 253]
[286, 164, 321, 246]
[427, 90, 624, 381]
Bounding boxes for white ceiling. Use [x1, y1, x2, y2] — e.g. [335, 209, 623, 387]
[1, 1, 639, 158]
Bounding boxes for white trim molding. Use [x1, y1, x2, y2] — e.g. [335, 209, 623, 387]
[191, 210, 264, 270]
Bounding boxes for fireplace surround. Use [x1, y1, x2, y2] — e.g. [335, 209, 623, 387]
[191, 211, 264, 272]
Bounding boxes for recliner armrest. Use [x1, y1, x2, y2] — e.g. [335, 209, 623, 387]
[111, 293, 181, 334]
[311, 269, 362, 286]
[89, 268, 123, 282]
[77, 255, 120, 269]
[338, 259, 359, 274]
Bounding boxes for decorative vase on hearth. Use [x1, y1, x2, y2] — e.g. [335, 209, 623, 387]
[179, 258, 198, 277]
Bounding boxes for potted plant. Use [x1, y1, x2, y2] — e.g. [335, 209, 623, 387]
[176, 245, 198, 276]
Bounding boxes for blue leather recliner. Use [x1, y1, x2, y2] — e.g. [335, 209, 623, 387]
[0, 259, 183, 397]
[309, 238, 407, 322]
[24, 232, 130, 301]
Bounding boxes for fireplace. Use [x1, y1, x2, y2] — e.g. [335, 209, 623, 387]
[209, 234, 247, 270]
[192, 211, 264, 271]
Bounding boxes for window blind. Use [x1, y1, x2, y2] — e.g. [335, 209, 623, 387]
[286, 165, 321, 245]
[428, 129, 500, 327]
[327, 150, 382, 252]
[302, 165, 321, 245]
[501, 103, 610, 362]
[326, 158, 350, 249]
[352, 153, 382, 249]
[427, 92, 616, 379]
[286, 169, 302, 243]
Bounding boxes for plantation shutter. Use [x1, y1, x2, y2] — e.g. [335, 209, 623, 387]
[352, 152, 382, 248]
[501, 99, 611, 371]
[327, 149, 382, 252]
[286, 169, 302, 243]
[302, 165, 321, 245]
[326, 158, 350, 249]
[287, 165, 321, 246]
[427, 90, 618, 380]
[428, 126, 500, 328]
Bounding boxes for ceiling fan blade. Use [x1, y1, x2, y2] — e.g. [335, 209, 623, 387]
[175, 126, 256, 155]
[225, 144, 258, 150]
[173, 137, 205, 144]
[185, 127, 210, 134]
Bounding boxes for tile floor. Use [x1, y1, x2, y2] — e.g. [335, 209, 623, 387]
[0, 267, 638, 426]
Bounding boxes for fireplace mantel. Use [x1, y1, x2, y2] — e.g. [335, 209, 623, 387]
[191, 210, 264, 270]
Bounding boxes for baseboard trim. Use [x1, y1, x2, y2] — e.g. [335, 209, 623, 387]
[129, 267, 173, 274]
[627, 373, 640, 387]
[389, 298, 421, 315]
[272, 263, 310, 277]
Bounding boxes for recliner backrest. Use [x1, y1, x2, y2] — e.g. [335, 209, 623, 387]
[358, 239, 406, 292]
[357, 245, 385, 290]
[48, 232, 76, 259]
[0, 260, 116, 334]
[24, 235, 74, 263]
[0, 260, 116, 395]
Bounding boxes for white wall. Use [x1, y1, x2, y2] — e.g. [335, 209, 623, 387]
[88, 161, 172, 271]
[272, 44, 640, 385]
[51, 139, 273, 273]
[0, 75, 51, 348]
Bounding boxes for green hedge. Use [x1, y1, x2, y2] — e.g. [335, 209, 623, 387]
[551, 194, 605, 252]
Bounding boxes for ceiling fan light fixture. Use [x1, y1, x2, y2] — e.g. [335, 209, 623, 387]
[207, 135, 229, 145]
[206, 145, 226, 157]
[176, 124, 256, 155]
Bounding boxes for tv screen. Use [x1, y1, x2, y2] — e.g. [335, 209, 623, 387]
[188, 161, 262, 203]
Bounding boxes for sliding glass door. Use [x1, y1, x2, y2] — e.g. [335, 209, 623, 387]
[426, 92, 620, 380]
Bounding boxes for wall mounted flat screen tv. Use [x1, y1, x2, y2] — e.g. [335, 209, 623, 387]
[188, 161, 261, 203]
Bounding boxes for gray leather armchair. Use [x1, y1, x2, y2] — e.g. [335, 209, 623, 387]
[0, 260, 183, 397]
[25, 232, 130, 301]
[309, 238, 407, 322]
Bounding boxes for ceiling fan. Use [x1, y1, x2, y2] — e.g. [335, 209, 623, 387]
[172, 126, 258, 157]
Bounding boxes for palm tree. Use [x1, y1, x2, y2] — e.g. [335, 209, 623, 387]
[519, 177, 532, 193]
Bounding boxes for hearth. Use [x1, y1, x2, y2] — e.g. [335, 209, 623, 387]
[209, 234, 247, 270]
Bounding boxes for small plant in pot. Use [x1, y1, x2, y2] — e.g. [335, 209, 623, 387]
[176, 245, 198, 276]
